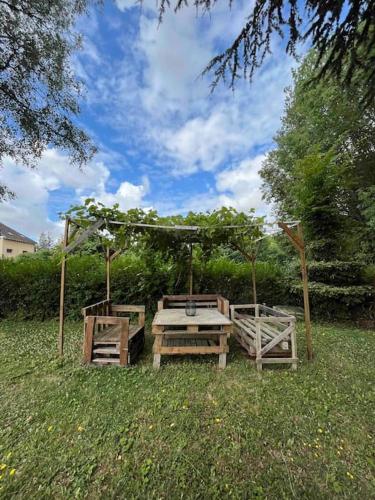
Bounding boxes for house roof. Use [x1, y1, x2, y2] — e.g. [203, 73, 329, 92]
[0, 222, 37, 245]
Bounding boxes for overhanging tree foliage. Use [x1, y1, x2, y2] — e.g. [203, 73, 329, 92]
[0, 0, 97, 200]
[159, 0, 375, 102]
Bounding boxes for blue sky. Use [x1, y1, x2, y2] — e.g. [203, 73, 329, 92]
[0, 0, 297, 240]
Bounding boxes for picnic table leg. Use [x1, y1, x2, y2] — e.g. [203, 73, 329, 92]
[218, 334, 227, 369]
[153, 327, 163, 369]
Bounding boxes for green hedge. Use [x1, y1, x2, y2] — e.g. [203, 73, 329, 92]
[194, 258, 288, 305]
[290, 281, 374, 320]
[0, 254, 287, 320]
[0, 254, 373, 321]
[307, 261, 366, 286]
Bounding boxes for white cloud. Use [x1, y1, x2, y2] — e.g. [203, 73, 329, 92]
[0, 150, 149, 240]
[91, 175, 150, 211]
[136, 10, 213, 117]
[169, 154, 270, 216]
[115, 0, 140, 11]
[216, 154, 268, 214]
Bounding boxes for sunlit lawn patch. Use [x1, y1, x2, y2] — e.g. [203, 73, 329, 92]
[0, 320, 374, 498]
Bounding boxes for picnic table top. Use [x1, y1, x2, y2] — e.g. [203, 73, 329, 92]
[152, 308, 232, 326]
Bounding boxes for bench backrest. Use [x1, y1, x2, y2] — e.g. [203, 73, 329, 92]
[230, 304, 295, 321]
[158, 294, 229, 317]
[81, 299, 111, 319]
[82, 301, 145, 327]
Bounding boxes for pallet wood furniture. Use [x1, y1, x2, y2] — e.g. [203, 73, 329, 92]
[152, 296, 232, 369]
[59, 218, 312, 363]
[82, 299, 145, 366]
[230, 304, 297, 371]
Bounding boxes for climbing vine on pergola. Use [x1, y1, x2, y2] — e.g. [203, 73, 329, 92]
[59, 200, 313, 361]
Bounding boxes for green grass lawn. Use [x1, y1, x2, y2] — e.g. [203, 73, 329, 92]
[0, 319, 374, 499]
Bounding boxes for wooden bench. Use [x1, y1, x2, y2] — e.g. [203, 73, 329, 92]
[230, 304, 297, 371]
[158, 294, 230, 317]
[82, 300, 145, 366]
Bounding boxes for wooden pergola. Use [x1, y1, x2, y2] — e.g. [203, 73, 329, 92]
[58, 218, 313, 361]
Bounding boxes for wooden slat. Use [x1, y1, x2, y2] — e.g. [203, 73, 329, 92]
[163, 294, 220, 301]
[86, 315, 126, 325]
[241, 318, 273, 341]
[94, 324, 142, 343]
[219, 333, 227, 369]
[158, 346, 228, 355]
[278, 222, 304, 251]
[119, 319, 129, 367]
[111, 304, 145, 313]
[92, 358, 119, 365]
[260, 325, 293, 357]
[64, 219, 104, 254]
[245, 318, 284, 340]
[93, 347, 119, 355]
[138, 312, 145, 327]
[256, 357, 298, 364]
[259, 304, 290, 317]
[81, 299, 110, 315]
[256, 316, 295, 323]
[163, 332, 225, 340]
[109, 248, 123, 262]
[166, 301, 217, 308]
[83, 316, 95, 363]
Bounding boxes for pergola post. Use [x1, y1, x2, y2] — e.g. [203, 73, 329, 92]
[188, 242, 193, 294]
[297, 224, 313, 361]
[278, 222, 313, 361]
[58, 217, 70, 357]
[106, 247, 110, 301]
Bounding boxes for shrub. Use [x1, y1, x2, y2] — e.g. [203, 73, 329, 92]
[0, 254, 288, 319]
[290, 282, 374, 320]
[195, 258, 288, 305]
[307, 261, 366, 286]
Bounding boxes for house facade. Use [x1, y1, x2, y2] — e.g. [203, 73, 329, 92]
[0, 223, 36, 258]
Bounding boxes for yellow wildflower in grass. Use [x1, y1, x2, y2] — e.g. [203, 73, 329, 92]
[346, 472, 354, 480]
[148, 425, 153, 430]
[0, 464, 6, 471]
[77, 425, 84, 432]
[48, 426, 53, 432]
[318, 428, 323, 434]
[215, 418, 222, 424]
[9, 469, 16, 477]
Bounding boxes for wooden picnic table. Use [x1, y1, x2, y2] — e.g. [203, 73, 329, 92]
[152, 308, 232, 369]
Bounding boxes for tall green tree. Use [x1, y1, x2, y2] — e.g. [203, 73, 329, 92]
[261, 51, 375, 261]
[0, 0, 97, 200]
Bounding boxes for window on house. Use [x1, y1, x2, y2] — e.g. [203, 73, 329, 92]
[6, 249, 12, 253]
